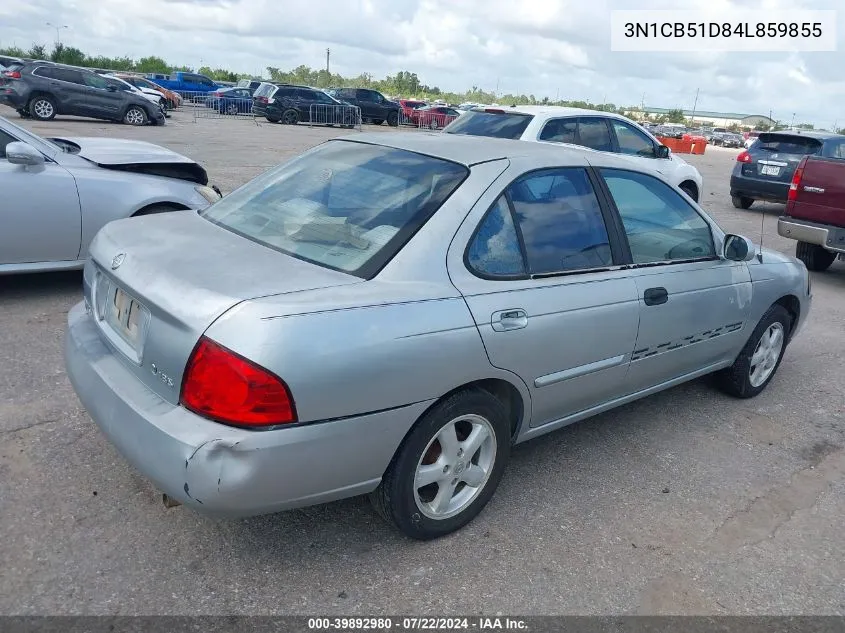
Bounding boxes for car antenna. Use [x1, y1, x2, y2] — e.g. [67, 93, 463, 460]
[757, 207, 765, 263]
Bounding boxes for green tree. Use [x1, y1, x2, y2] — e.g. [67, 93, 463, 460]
[665, 108, 686, 123]
[27, 43, 47, 59]
[135, 56, 170, 73]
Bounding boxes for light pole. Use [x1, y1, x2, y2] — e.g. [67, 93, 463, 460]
[46, 23, 68, 47]
[790, 112, 796, 129]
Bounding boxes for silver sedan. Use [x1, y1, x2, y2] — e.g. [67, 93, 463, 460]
[64, 132, 812, 540]
[0, 115, 220, 274]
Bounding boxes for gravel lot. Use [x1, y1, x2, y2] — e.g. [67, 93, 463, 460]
[1, 110, 843, 616]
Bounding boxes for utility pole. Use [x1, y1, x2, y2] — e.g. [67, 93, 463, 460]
[690, 87, 699, 125]
[641, 92, 645, 110]
[790, 112, 796, 129]
[326, 48, 330, 75]
[46, 22, 68, 47]
[495, 77, 499, 98]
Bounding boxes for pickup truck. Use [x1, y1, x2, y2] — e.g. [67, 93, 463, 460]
[146, 72, 220, 99]
[778, 153, 845, 271]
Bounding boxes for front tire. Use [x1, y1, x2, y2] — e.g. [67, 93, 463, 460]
[370, 388, 511, 540]
[731, 195, 753, 209]
[716, 304, 791, 399]
[123, 106, 148, 126]
[29, 95, 57, 121]
[796, 241, 836, 272]
[387, 111, 399, 127]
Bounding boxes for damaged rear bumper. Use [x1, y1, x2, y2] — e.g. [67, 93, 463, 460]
[64, 301, 430, 517]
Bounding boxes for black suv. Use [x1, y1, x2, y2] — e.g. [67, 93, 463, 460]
[327, 88, 400, 126]
[252, 83, 357, 126]
[0, 61, 164, 126]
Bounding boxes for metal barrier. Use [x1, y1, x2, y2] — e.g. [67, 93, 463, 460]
[308, 104, 362, 130]
[173, 91, 259, 124]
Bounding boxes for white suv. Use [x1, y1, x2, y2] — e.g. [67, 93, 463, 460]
[444, 106, 704, 201]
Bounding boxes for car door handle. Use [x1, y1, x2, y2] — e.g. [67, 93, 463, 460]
[643, 287, 669, 306]
[491, 309, 528, 331]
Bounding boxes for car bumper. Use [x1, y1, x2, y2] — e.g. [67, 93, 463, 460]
[778, 216, 845, 254]
[0, 92, 26, 109]
[64, 302, 432, 518]
[730, 174, 789, 202]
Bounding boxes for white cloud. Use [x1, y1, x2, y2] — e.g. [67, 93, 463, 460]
[1, 0, 842, 127]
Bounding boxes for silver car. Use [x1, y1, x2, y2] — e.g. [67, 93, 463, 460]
[0, 115, 220, 274]
[64, 133, 811, 540]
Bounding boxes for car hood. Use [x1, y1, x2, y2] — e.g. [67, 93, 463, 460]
[51, 137, 209, 185]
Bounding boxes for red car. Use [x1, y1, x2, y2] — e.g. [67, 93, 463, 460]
[411, 105, 461, 129]
[398, 99, 427, 123]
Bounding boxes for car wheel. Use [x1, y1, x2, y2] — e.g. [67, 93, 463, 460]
[281, 109, 299, 125]
[29, 95, 57, 121]
[123, 106, 148, 126]
[371, 118, 384, 125]
[731, 195, 753, 209]
[387, 111, 399, 127]
[716, 304, 791, 399]
[796, 241, 836, 272]
[370, 388, 511, 540]
[679, 182, 698, 202]
[225, 103, 239, 116]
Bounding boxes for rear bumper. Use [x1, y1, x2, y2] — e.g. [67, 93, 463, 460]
[64, 302, 431, 518]
[731, 174, 789, 202]
[778, 216, 845, 254]
[0, 92, 27, 109]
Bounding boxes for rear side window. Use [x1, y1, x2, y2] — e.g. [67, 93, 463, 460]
[200, 141, 468, 279]
[539, 118, 578, 143]
[445, 110, 534, 140]
[576, 118, 613, 152]
[754, 134, 822, 156]
[822, 139, 845, 159]
[35, 66, 82, 84]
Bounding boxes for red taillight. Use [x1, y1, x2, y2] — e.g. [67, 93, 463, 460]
[736, 151, 752, 163]
[180, 337, 297, 427]
[2, 70, 22, 79]
[484, 108, 505, 114]
[788, 158, 807, 202]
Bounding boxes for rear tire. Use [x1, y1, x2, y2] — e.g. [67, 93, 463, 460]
[281, 109, 299, 125]
[29, 95, 57, 121]
[716, 304, 791, 399]
[796, 241, 836, 272]
[731, 195, 753, 209]
[370, 388, 511, 540]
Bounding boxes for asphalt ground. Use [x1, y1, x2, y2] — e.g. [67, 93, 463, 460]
[1, 109, 843, 615]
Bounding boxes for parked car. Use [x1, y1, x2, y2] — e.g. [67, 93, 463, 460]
[112, 74, 183, 110]
[398, 98, 427, 122]
[236, 79, 263, 95]
[0, 115, 220, 274]
[443, 106, 703, 201]
[64, 132, 810, 540]
[147, 72, 219, 100]
[0, 61, 164, 126]
[104, 75, 168, 117]
[720, 133, 744, 148]
[326, 87, 400, 126]
[777, 150, 845, 271]
[204, 87, 254, 115]
[252, 83, 357, 126]
[410, 104, 461, 129]
[730, 131, 845, 209]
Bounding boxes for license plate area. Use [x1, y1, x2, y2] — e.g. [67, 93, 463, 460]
[760, 165, 781, 176]
[94, 271, 150, 363]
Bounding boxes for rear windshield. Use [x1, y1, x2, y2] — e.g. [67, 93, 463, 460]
[253, 84, 276, 98]
[200, 141, 469, 278]
[444, 110, 534, 139]
[754, 134, 823, 155]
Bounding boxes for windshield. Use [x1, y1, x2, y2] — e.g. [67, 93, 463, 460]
[444, 110, 534, 139]
[200, 140, 469, 278]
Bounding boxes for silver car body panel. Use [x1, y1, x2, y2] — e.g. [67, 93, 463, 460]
[65, 133, 811, 517]
[0, 115, 215, 274]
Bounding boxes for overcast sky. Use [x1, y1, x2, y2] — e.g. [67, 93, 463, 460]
[1, 0, 842, 127]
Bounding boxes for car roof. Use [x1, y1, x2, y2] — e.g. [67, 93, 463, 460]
[339, 131, 655, 171]
[474, 105, 627, 120]
[760, 130, 843, 140]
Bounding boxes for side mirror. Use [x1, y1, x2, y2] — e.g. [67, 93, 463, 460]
[723, 234, 757, 262]
[6, 142, 45, 166]
[656, 144, 670, 159]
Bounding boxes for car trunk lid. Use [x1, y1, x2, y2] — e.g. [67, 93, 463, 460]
[84, 211, 361, 404]
[742, 133, 823, 184]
